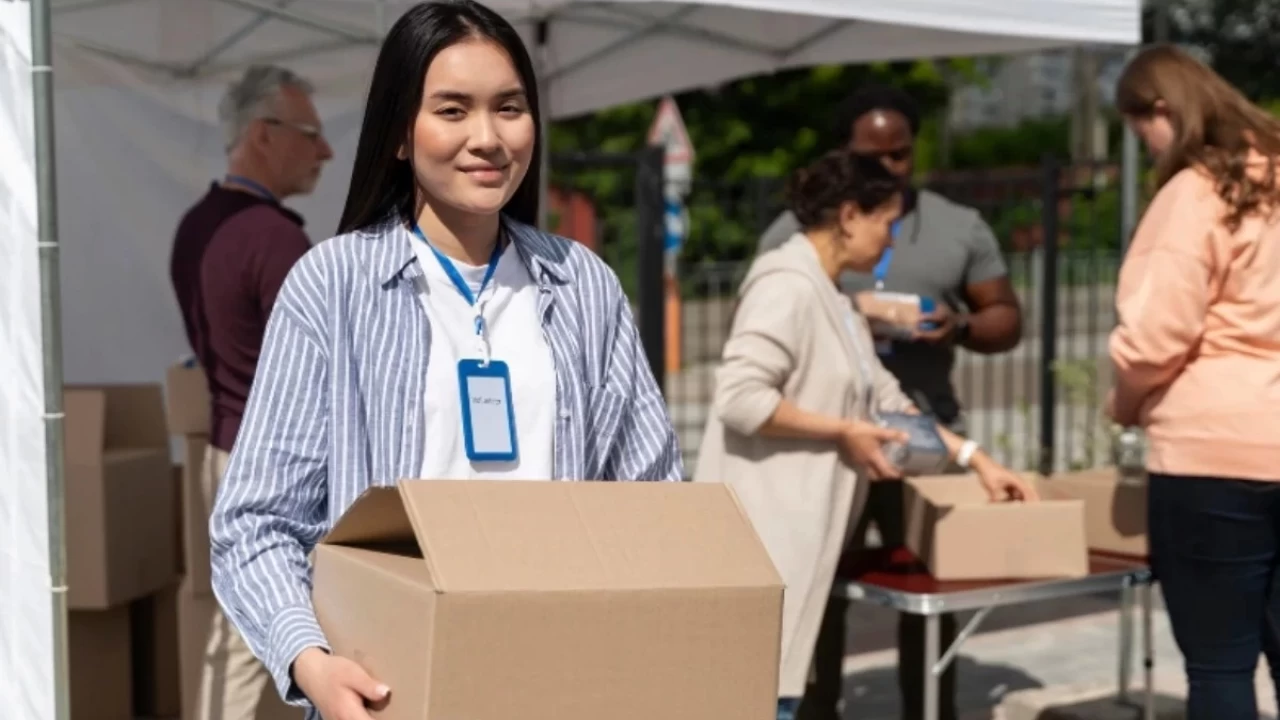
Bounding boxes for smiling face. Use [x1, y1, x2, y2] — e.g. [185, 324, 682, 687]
[403, 37, 536, 219]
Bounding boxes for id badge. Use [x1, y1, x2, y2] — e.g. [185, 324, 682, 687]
[457, 359, 518, 463]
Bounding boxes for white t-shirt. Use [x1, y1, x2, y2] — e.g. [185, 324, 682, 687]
[410, 238, 556, 480]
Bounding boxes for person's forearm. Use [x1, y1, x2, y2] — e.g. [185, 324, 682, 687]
[962, 303, 1021, 353]
[757, 398, 850, 442]
[936, 424, 995, 470]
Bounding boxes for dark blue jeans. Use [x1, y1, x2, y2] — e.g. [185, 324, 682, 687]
[1149, 473, 1280, 720]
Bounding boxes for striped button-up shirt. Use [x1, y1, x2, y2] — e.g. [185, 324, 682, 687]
[208, 216, 683, 710]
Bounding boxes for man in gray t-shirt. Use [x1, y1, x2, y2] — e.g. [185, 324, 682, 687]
[759, 189, 1013, 430]
[778, 86, 1023, 720]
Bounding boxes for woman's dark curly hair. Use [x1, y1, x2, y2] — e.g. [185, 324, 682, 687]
[1117, 44, 1280, 232]
[786, 149, 901, 230]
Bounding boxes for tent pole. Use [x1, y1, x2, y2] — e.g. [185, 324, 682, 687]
[28, 0, 71, 716]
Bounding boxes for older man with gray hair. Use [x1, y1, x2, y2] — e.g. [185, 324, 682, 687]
[169, 64, 332, 720]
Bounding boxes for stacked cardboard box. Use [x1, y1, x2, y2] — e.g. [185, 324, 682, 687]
[165, 364, 300, 719]
[64, 384, 179, 720]
[1040, 468, 1148, 558]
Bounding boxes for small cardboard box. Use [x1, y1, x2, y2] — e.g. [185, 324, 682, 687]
[903, 474, 1090, 581]
[312, 480, 784, 720]
[1041, 469, 1147, 558]
[166, 363, 210, 436]
[65, 385, 180, 609]
[180, 434, 215, 596]
[176, 578, 301, 720]
[70, 606, 133, 720]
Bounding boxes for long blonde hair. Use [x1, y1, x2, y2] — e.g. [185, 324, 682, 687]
[1116, 44, 1280, 230]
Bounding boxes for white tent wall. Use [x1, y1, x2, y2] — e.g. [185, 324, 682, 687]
[50, 55, 368, 383]
[44, 0, 1140, 385]
[0, 3, 55, 717]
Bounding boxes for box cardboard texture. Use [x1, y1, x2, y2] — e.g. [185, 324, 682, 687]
[131, 585, 181, 718]
[65, 385, 180, 609]
[312, 480, 784, 720]
[166, 362, 218, 594]
[1041, 469, 1148, 558]
[903, 474, 1090, 581]
[70, 606, 133, 720]
[180, 434, 215, 595]
[166, 363, 211, 435]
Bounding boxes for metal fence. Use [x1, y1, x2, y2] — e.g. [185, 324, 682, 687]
[553, 155, 1125, 477]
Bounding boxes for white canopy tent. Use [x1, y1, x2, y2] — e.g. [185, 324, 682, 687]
[1, 0, 1139, 717]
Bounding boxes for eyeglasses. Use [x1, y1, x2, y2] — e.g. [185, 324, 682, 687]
[261, 116, 325, 143]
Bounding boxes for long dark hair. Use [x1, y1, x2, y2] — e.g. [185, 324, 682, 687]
[337, 0, 542, 234]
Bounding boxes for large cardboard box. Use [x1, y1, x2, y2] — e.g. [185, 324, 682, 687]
[65, 385, 180, 609]
[903, 474, 1090, 581]
[131, 585, 181, 718]
[177, 579, 302, 720]
[166, 362, 211, 436]
[180, 434, 215, 595]
[70, 607, 133, 720]
[1041, 469, 1147, 558]
[312, 480, 784, 720]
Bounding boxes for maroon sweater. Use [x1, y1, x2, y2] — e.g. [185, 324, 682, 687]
[170, 184, 312, 451]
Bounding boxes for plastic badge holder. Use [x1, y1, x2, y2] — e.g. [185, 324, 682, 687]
[877, 412, 950, 476]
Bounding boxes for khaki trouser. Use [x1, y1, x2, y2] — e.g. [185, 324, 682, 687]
[198, 446, 275, 720]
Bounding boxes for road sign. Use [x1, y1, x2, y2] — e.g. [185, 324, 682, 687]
[647, 95, 694, 189]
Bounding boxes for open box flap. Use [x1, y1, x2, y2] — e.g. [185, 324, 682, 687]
[394, 479, 784, 594]
[65, 384, 168, 454]
[321, 486, 418, 546]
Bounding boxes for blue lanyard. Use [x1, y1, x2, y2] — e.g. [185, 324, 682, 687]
[411, 224, 502, 334]
[224, 174, 277, 203]
[872, 219, 903, 288]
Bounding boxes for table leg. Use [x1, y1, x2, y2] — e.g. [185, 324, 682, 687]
[1117, 583, 1135, 702]
[1141, 583, 1155, 720]
[924, 614, 940, 720]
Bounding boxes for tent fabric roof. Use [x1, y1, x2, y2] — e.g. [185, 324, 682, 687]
[51, 0, 1142, 119]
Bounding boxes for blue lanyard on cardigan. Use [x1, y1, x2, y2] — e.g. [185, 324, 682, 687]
[872, 219, 903, 290]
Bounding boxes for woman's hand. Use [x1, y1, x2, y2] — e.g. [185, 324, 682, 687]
[971, 454, 1040, 502]
[838, 421, 908, 480]
[292, 647, 390, 720]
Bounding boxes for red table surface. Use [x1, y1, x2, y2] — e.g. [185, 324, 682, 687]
[836, 546, 1151, 596]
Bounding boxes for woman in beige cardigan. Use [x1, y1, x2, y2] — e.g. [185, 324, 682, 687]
[694, 150, 1036, 720]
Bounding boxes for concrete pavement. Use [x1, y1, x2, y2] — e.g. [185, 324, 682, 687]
[837, 592, 1278, 720]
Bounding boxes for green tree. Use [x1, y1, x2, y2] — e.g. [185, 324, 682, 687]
[1152, 0, 1280, 100]
[549, 59, 980, 289]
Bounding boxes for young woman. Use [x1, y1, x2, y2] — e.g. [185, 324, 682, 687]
[207, 2, 681, 717]
[694, 148, 1037, 720]
[1110, 45, 1280, 720]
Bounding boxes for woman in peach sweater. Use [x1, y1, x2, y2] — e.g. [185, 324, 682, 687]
[1110, 45, 1280, 720]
